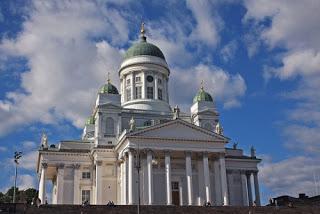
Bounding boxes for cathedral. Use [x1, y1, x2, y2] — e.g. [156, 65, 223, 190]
[36, 25, 261, 206]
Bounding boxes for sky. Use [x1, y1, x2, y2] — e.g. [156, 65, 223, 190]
[0, 0, 320, 204]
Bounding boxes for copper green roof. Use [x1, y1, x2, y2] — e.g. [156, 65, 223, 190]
[124, 37, 165, 60]
[85, 116, 95, 125]
[99, 82, 119, 94]
[193, 88, 213, 103]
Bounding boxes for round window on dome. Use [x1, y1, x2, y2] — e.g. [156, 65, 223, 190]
[147, 75, 154, 82]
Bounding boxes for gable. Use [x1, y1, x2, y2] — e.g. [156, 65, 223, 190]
[130, 120, 227, 142]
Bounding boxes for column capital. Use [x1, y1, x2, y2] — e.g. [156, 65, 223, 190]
[57, 163, 65, 169]
[185, 151, 192, 156]
[73, 163, 80, 169]
[41, 162, 48, 169]
[95, 160, 103, 166]
[164, 150, 171, 155]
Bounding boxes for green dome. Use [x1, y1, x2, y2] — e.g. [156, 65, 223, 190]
[85, 116, 95, 125]
[99, 81, 119, 94]
[124, 38, 165, 60]
[193, 88, 213, 103]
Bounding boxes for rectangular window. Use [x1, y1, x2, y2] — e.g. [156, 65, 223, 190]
[158, 88, 163, 100]
[135, 76, 141, 83]
[158, 79, 162, 85]
[126, 88, 131, 101]
[171, 181, 179, 190]
[82, 172, 91, 179]
[135, 86, 142, 99]
[82, 190, 90, 203]
[147, 87, 153, 99]
[126, 78, 131, 85]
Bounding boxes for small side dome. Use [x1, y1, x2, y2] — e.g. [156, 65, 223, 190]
[85, 116, 95, 125]
[99, 80, 119, 94]
[193, 86, 213, 103]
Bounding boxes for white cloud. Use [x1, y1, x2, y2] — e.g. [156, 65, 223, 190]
[21, 141, 37, 149]
[0, 146, 7, 152]
[20, 150, 38, 171]
[260, 156, 320, 197]
[220, 40, 238, 62]
[186, 0, 222, 47]
[170, 64, 246, 109]
[0, 0, 124, 136]
[244, 0, 320, 198]
[18, 174, 36, 190]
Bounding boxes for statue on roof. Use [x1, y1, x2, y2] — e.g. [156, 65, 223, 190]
[233, 142, 238, 149]
[41, 132, 48, 149]
[173, 105, 180, 119]
[250, 146, 256, 157]
[129, 117, 136, 132]
[215, 122, 223, 135]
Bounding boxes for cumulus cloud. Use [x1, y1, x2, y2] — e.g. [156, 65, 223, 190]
[260, 156, 320, 197]
[18, 174, 36, 190]
[220, 40, 238, 62]
[244, 0, 320, 197]
[0, 0, 124, 136]
[170, 64, 246, 109]
[186, 0, 222, 47]
[0, 146, 7, 152]
[19, 150, 38, 171]
[0, 0, 246, 138]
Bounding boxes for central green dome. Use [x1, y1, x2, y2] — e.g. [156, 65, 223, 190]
[193, 87, 213, 103]
[124, 37, 165, 60]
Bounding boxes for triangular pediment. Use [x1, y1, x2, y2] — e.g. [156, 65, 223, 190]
[128, 119, 228, 142]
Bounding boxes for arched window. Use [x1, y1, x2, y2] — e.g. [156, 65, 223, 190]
[105, 117, 115, 136]
[203, 122, 213, 132]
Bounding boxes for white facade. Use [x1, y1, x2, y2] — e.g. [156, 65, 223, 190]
[36, 30, 261, 206]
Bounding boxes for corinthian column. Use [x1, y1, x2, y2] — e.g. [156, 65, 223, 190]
[165, 151, 172, 205]
[203, 152, 211, 203]
[253, 172, 261, 206]
[219, 154, 229, 205]
[147, 150, 154, 205]
[38, 162, 47, 204]
[185, 151, 193, 205]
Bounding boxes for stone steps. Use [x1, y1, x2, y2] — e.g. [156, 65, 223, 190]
[1, 204, 319, 214]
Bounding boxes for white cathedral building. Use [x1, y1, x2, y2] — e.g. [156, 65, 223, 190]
[36, 25, 261, 206]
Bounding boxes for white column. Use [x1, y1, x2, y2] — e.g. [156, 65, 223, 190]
[246, 172, 253, 206]
[219, 154, 229, 205]
[155, 76, 158, 99]
[95, 160, 103, 204]
[147, 150, 154, 205]
[213, 160, 221, 205]
[94, 112, 102, 145]
[165, 151, 172, 205]
[253, 172, 261, 206]
[122, 158, 127, 205]
[38, 162, 47, 204]
[130, 74, 134, 100]
[185, 152, 193, 205]
[56, 163, 65, 204]
[128, 150, 134, 204]
[141, 72, 146, 99]
[241, 172, 248, 206]
[197, 158, 204, 205]
[73, 164, 80, 204]
[203, 153, 211, 203]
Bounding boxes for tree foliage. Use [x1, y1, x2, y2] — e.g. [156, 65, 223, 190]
[0, 187, 38, 204]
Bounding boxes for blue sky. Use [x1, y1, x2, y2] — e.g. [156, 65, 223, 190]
[0, 0, 320, 204]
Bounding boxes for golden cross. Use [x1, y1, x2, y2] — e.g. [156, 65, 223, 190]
[140, 22, 145, 36]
